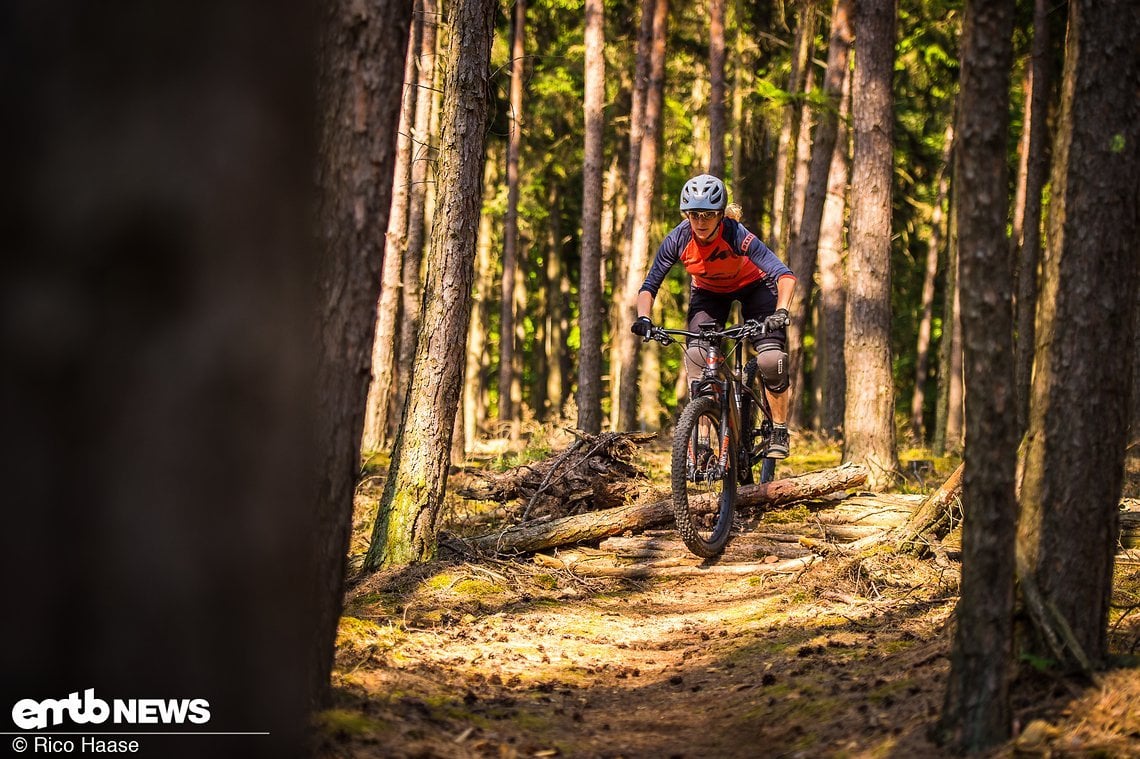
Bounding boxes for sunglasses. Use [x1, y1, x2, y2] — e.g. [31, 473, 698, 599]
[687, 210, 722, 221]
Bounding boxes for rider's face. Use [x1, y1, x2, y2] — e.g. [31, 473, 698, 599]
[687, 210, 723, 241]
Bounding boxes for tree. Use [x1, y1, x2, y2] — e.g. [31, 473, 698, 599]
[843, 0, 899, 491]
[909, 125, 954, 442]
[786, 0, 853, 427]
[708, 0, 727, 177]
[498, 0, 527, 431]
[577, 0, 606, 434]
[365, 0, 497, 570]
[772, 0, 818, 249]
[3, 3, 335, 752]
[397, 0, 439, 418]
[617, 0, 669, 432]
[362, 4, 423, 453]
[1012, 0, 1053, 435]
[1016, 0, 1140, 669]
[937, 0, 1017, 750]
[814, 67, 851, 438]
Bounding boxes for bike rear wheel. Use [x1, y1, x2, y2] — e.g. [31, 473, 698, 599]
[670, 395, 736, 558]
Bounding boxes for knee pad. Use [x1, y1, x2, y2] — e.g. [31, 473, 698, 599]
[755, 343, 789, 393]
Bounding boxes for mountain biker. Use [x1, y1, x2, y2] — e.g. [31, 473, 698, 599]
[631, 174, 797, 458]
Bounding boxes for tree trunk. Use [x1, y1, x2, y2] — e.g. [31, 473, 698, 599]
[618, 0, 668, 431]
[468, 464, 868, 554]
[910, 125, 954, 442]
[787, 0, 853, 428]
[4, 2, 334, 751]
[577, 0, 606, 434]
[397, 0, 439, 417]
[772, 0, 818, 246]
[464, 154, 500, 452]
[1013, 0, 1053, 436]
[1016, 0, 1140, 669]
[935, 188, 964, 455]
[938, 1, 1017, 750]
[498, 0, 526, 432]
[708, 0, 727, 177]
[815, 69, 851, 438]
[843, 0, 899, 491]
[362, 6, 422, 453]
[365, 0, 496, 570]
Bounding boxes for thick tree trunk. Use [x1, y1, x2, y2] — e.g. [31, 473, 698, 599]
[843, 0, 899, 491]
[938, 1, 1017, 750]
[787, 0, 853, 428]
[4, 2, 331, 752]
[468, 464, 868, 555]
[365, 0, 495, 570]
[1016, 0, 1140, 669]
[577, 0, 606, 434]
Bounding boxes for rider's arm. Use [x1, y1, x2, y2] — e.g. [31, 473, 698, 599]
[638, 223, 688, 298]
[775, 273, 795, 312]
[636, 290, 655, 320]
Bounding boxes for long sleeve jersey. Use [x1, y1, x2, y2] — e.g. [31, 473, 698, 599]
[638, 218, 795, 297]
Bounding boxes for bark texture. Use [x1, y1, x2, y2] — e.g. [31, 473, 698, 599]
[843, 0, 899, 490]
[365, 0, 496, 569]
[938, 1, 1017, 749]
[577, 0, 606, 434]
[1016, 0, 1140, 668]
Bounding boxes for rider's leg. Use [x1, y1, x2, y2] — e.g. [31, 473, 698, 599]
[684, 288, 731, 396]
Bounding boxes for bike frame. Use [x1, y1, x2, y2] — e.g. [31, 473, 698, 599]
[646, 321, 774, 482]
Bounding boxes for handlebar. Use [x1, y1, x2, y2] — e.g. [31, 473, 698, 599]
[643, 320, 768, 346]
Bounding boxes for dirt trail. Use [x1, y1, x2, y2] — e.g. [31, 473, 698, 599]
[322, 449, 1140, 758]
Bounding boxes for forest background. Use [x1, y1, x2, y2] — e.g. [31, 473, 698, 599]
[4, 0, 1139, 757]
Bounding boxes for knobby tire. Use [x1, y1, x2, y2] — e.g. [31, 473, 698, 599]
[670, 395, 736, 558]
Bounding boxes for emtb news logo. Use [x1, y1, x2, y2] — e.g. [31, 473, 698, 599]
[11, 689, 210, 730]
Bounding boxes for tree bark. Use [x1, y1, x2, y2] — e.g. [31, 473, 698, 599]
[910, 125, 954, 443]
[1013, 0, 1052, 436]
[772, 0, 818, 247]
[1016, 0, 1140, 669]
[815, 69, 851, 438]
[787, 0, 853, 427]
[397, 0, 439, 415]
[843, 0, 899, 491]
[498, 0, 526, 432]
[362, 6, 422, 453]
[464, 155, 499, 452]
[577, 0, 606, 434]
[618, 0, 668, 431]
[938, 2, 1017, 749]
[467, 464, 868, 554]
[708, 0, 727, 177]
[934, 186, 964, 455]
[365, 0, 496, 570]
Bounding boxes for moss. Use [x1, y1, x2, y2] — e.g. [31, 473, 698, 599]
[534, 574, 559, 590]
[313, 708, 392, 737]
[765, 504, 813, 524]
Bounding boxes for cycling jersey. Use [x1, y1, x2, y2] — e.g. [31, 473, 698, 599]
[638, 218, 795, 297]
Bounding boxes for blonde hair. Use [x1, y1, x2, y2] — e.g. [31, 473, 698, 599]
[725, 202, 743, 221]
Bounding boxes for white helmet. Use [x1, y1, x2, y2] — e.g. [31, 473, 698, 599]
[679, 174, 727, 211]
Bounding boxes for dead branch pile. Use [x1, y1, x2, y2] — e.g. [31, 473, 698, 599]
[453, 430, 656, 520]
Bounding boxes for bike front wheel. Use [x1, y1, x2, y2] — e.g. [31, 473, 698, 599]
[670, 395, 736, 558]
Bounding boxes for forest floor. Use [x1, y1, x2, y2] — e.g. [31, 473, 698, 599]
[318, 430, 1140, 759]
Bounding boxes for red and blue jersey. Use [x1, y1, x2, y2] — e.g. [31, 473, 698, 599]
[639, 218, 795, 296]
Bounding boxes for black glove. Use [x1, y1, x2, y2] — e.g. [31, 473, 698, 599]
[631, 316, 653, 337]
[763, 308, 790, 331]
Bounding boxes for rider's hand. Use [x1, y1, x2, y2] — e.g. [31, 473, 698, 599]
[631, 316, 653, 337]
[763, 308, 790, 331]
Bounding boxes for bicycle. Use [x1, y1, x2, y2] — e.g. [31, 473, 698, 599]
[642, 320, 780, 558]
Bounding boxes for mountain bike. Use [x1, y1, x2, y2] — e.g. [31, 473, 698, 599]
[642, 320, 779, 558]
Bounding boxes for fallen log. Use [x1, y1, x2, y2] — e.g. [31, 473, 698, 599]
[464, 463, 869, 555]
[598, 534, 812, 561]
[534, 550, 817, 578]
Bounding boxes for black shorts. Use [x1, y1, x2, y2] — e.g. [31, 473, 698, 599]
[687, 281, 786, 346]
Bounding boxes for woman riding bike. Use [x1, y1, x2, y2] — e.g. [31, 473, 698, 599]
[631, 174, 797, 457]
